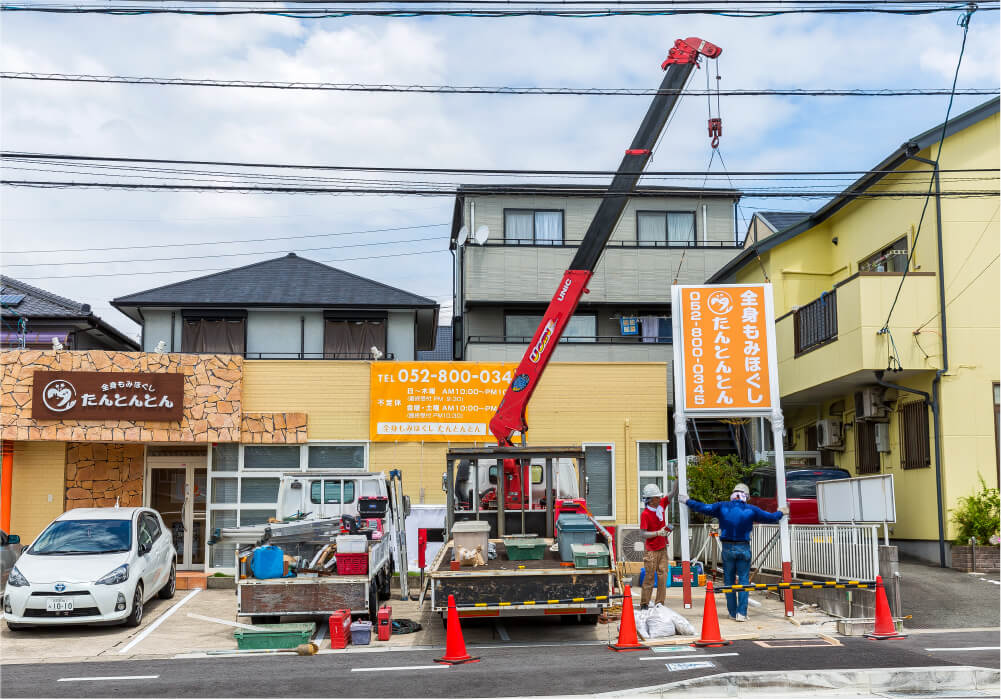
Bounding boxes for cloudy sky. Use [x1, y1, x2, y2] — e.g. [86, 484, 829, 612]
[2, 9, 998, 340]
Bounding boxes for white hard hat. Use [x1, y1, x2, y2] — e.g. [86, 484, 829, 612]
[732, 483, 750, 496]
[642, 483, 664, 499]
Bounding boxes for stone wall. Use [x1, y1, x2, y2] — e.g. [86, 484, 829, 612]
[951, 545, 1000, 572]
[240, 412, 308, 444]
[65, 442, 145, 509]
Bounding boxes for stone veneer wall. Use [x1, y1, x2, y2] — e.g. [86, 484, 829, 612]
[240, 412, 308, 443]
[65, 442, 145, 508]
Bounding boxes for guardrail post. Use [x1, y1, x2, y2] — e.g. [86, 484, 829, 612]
[833, 524, 842, 582]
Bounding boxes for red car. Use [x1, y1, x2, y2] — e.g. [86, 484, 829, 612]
[748, 467, 850, 524]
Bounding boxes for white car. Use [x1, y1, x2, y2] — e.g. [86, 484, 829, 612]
[3, 507, 176, 629]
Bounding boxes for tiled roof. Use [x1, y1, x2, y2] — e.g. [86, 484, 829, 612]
[417, 325, 453, 361]
[1, 275, 90, 318]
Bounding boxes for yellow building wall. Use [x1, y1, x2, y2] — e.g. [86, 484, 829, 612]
[243, 361, 669, 526]
[738, 108, 1000, 543]
[10, 441, 66, 543]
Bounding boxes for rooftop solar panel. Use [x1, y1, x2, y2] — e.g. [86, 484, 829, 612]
[0, 294, 25, 306]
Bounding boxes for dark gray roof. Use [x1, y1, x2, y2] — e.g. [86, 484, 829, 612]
[417, 325, 453, 361]
[113, 253, 438, 318]
[710, 98, 1000, 284]
[0, 275, 139, 350]
[756, 211, 811, 232]
[1, 275, 91, 318]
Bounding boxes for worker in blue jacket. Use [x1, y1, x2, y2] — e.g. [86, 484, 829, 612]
[678, 483, 788, 622]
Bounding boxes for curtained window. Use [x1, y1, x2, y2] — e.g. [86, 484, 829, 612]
[637, 211, 696, 247]
[504, 313, 595, 343]
[504, 209, 564, 245]
[323, 317, 387, 359]
[181, 314, 246, 354]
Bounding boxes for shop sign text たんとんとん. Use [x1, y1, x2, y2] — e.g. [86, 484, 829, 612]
[31, 371, 184, 421]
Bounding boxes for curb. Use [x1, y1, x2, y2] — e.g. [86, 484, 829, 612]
[596, 665, 1001, 697]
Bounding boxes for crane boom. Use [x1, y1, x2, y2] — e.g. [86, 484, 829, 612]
[489, 37, 722, 446]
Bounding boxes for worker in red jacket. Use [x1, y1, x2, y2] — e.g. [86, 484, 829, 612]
[639, 483, 671, 609]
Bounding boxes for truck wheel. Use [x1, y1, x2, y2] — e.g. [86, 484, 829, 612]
[580, 614, 599, 625]
[378, 572, 391, 600]
[368, 580, 379, 620]
[250, 615, 279, 625]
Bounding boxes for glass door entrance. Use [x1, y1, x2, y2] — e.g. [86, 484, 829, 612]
[148, 460, 207, 570]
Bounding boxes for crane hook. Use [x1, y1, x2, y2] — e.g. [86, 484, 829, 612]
[708, 117, 722, 149]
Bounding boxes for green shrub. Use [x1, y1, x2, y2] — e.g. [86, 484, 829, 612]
[951, 476, 1000, 546]
[685, 453, 762, 513]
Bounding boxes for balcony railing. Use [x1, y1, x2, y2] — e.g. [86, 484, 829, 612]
[793, 291, 838, 356]
[467, 335, 671, 345]
[474, 239, 741, 249]
[195, 352, 396, 360]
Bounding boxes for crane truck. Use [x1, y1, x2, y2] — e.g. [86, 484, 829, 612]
[429, 37, 722, 623]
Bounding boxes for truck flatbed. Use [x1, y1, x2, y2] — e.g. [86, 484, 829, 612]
[433, 540, 571, 572]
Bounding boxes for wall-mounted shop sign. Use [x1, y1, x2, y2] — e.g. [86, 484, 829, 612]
[370, 362, 516, 441]
[31, 371, 185, 421]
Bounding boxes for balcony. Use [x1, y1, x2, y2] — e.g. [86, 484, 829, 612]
[776, 272, 938, 404]
[462, 244, 741, 305]
[465, 335, 673, 363]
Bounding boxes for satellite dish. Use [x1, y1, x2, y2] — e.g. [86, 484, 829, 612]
[473, 225, 490, 245]
[456, 226, 469, 246]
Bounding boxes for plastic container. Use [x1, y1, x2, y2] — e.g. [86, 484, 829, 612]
[358, 496, 389, 518]
[250, 545, 285, 579]
[377, 605, 392, 641]
[556, 514, 597, 562]
[336, 552, 368, 575]
[336, 535, 368, 554]
[571, 543, 610, 569]
[235, 622, 315, 650]
[328, 609, 352, 649]
[503, 536, 546, 560]
[452, 520, 490, 559]
[350, 620, 372, 645]
[669, 563, 704, 587]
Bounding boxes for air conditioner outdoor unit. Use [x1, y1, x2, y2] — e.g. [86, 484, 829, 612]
[616, 525, 648, 564]
[854, 387, 888, 420]
[816, 418, 844, 450]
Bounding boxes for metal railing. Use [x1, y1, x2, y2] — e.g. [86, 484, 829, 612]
[467, 335, 671, 345]
[477, 239, 741, 249]
[793, 290, 838, 355]
[688, 522, 880, 582]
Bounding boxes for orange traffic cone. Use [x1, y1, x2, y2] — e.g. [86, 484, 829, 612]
[608, 584, 646, 652]
[435, 595, 480, 664]
[693, 580, 732, 647]
[866, 575, 905, 640]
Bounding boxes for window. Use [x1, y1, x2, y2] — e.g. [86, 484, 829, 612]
[138, 513, 161, 547]
[241, 478, 280, 503]
[180, 312, 246, 354]
[638, 442, 668, 497]
[308, 445, 366, 470]
[504, 209, 564, 245]
[504, 313, 596, 342]
[323, 316, 387, 359]
[584, 444, 614, 518]
[243, 446, 301, 470]
[637, 211, 696, 247]
[860, 237, 908, 273]
[211, 444, 238, 472]
[749, 472, 775, 498]
[310, 480, 356, 504]
[212, 478, 238, 504]
[854, 420, 881, 474]
[899, 401, 931, 469]
[210, 510, 237, 567]
[240, 510, 276, 526]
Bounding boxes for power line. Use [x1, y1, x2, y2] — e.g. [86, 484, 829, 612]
[3, 73, 997, 98]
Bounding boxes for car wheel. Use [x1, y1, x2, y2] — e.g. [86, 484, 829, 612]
[124, 585, 144, 627]
[158, 562, 176, 599]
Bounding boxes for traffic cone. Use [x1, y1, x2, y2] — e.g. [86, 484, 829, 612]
[435, 595, 480, 664]
[866, 575, 905, 640]
[608, 584, 646, 652]
[693, 580, 731, 647]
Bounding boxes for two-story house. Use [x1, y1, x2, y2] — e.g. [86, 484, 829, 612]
[112, 253, 439, 360]
[708, 98, 1000, 565]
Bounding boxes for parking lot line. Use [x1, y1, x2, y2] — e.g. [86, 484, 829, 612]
[351, 665, 449, 672]
[118, 588, 201, 655]
[58, 675, 159, 682]
[925, 646, 1000, 652]
[639, 652, 739, 660]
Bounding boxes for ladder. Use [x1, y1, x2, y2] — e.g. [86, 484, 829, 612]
[387, 469, 410, 600]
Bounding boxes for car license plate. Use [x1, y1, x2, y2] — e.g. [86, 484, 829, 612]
[45, 598, 74, 612]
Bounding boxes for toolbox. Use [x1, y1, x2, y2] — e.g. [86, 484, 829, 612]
[328, 609, 352, 649]
[358, 496, 389, 518]
[503, 536, 547, 560]
[377, 605, 393, 641]
[336, 552, 369, 575]
[351, 620, 372, 645]
[336, 535, 368, 553]
[452, 520, 490, 559]
[556, 514, 597, 562]
[235, 622, 315, 650]
[571, 543, 610, 569]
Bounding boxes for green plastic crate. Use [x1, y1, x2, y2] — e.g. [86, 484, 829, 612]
[234, 622, 316, 650]
[571, 543, 610, 569]
[504, 536, 547, 560]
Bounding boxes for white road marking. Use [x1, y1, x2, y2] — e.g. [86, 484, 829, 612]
[118, 588, 201, 654]
[58, 675, 159, 682]
[351, 665, 448, 672]
[666, 660, 715, 671]
[494, 622, 511, 642]
[983, 579, 1001, 586]
[925, 646, 1001, 652]
[640, 652, 738, 660]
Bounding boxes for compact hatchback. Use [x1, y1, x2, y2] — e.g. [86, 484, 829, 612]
[748, 467, 851, 524]
[3, 507, 176, 629]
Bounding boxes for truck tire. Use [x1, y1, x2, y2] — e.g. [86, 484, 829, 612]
[251, 615, 279, 625]
[378, 571, 391, 600]
[368, 580, 379, 620]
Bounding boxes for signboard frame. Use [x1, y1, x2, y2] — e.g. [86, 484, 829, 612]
[670, 283, 793, 614]
[30, 371, 184, 421]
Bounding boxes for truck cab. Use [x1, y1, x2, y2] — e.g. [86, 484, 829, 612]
[277, 470, 396, 522]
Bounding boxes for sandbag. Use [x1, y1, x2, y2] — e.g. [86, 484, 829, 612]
[645, 604, 676, 639]
[661, 606, 695, 636]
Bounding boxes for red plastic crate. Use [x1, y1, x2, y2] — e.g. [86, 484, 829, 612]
[328, 609, 352, 649]
[336, 552, 368, 575]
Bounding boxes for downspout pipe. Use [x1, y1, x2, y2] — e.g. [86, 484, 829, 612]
[874, 369, 946, 567]
[904, 146, 950, 568]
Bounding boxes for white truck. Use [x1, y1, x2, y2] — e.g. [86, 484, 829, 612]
[212, 469, 409, 622]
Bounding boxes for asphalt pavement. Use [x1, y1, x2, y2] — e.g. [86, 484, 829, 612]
[898, 556, 1001, 629]
[3, 629, 998, 698]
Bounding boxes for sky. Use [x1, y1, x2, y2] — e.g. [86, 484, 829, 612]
[1, 9, 999, 341]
